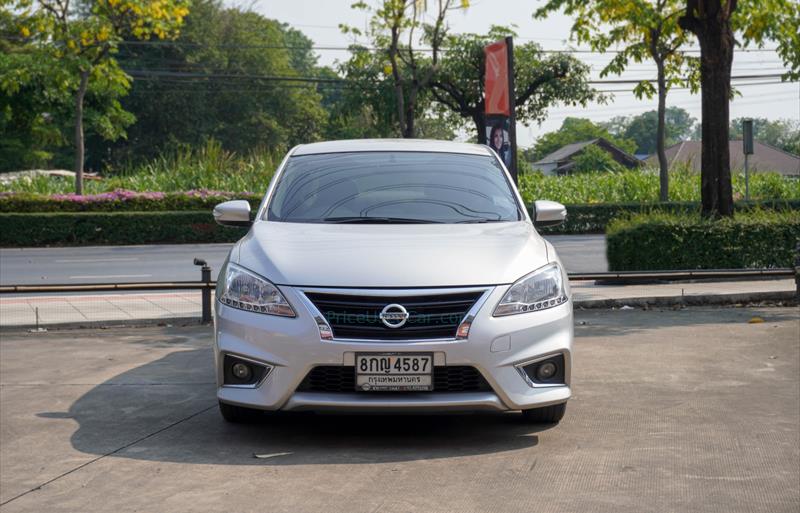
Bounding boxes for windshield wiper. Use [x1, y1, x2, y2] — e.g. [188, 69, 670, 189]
[322, 216, 443, 224]
[455, 218, 505, 223]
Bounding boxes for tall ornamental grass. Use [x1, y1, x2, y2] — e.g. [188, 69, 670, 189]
[0, 140, 280, 195]
[1, 148, 798, 204]
[518, 167, 800, 204]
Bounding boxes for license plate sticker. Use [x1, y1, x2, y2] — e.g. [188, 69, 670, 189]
[355, 354, 433, 392]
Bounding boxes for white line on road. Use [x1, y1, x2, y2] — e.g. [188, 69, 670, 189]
[68, 274, 152, 279]
[56, 258, 140, 263]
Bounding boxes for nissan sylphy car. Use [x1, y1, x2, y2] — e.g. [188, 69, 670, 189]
[212, 139, 572, 424]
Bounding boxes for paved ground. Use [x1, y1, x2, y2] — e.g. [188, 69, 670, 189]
[0, 278, 794, 328]
[0, 307, 797, 512]
[0, 235, 607, 285]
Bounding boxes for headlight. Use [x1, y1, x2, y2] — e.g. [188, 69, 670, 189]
[493, 263, 568, 316]
[219, 263, 295, 317]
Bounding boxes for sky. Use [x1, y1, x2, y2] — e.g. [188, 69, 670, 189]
[236, 0, 799, 148]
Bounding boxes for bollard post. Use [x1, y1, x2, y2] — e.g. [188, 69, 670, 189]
[194, 258, 212, 324]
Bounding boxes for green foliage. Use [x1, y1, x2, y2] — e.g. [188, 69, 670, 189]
[0, 191, 261, 213]
[10, 0, 190, 190]
[606, 209, 800, 270]
[733, 0, 800, 81]
[340, 0, 463, 138]
[570, 145, 625, 174]
[518, 168, 800, 205]
[535, 0, 694, 97]
[0, 14, 134, 171]
[104, 0, 328, 165]
[603, 107, 697, 154]
[0, 141, 280, 194]
[728, 117, 800, 156]
[430, 26, 600, 140]
[0, 211, 247, 247]
[535, 199, 799, 234]
[531, 118, 637, 161]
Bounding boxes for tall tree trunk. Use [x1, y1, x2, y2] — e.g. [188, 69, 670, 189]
[474, 110, 487, 144]
[73, 69, 89, 195]
[655, 60, 669, 202]
[697, 22, 734, 216]
[680, 0, 735, 217]
[404, 85, 417, 138]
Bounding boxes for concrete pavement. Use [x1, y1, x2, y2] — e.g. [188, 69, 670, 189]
[0, 278, 795, 329]
[0, 307, 797, 512]
[0, 235, 607, 285]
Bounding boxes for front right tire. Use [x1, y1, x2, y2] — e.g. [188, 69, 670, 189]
[520, 402, 567, 424]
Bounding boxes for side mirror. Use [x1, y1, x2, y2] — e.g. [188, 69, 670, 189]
[213, 200, 252, 227]
[532, 200, 567, 228]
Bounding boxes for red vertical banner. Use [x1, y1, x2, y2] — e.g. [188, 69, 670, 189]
[484, 40, 510, 116]
[484, 37, 517, 183]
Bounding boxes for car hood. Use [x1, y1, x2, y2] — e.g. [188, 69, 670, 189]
[235, 221, 550, 288]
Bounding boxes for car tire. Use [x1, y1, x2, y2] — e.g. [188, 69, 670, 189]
[218, 401, 263, 423]
[520, 402, 567, 424]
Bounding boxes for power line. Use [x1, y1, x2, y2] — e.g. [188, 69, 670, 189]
[122, 69, 791, 85]
[112, 39, 782, 55]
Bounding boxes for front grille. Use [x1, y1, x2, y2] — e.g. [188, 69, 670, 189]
[304, 291, 484, 340]
[296, 366, 492, 393]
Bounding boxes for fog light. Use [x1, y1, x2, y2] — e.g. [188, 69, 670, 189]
[232, 362, 251, 380]
[537, 362, 557, 380]
[519, 354, 565, 386]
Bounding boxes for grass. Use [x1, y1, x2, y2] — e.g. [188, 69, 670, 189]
[1, 144, 798, 204]
[518, 167, 800, 204]
[0, 140, 280, 195]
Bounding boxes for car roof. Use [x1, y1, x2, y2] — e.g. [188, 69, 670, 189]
[292, 138, 493, 157]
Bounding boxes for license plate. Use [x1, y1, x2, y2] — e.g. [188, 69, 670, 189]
[355, 353, 433, 392]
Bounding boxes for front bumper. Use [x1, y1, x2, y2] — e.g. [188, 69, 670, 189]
[214, 285, 573, 412]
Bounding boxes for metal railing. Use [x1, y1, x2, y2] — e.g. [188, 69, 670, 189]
[1, 267, 797, 328]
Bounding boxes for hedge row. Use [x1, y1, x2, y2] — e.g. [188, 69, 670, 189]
[606, 210, 800, 271]
[3, 191, 798, 235]
[0, 212, 248, 247]
[2, 202, 799, 248]
[535, 199, 800, 234]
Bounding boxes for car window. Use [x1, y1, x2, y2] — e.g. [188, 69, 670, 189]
[266, 151, 522, 224]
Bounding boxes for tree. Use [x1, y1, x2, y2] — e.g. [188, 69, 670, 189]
[602, 107, 696, 154]
[13, 0, 190, 192]
[536, 0, 692, 203]
[102, 0, 328, 165]
[428, 26, 600, 144]
[343, 0, 464, 138]
[728, 118, 800, 156]
[571, 144, 625, 174]
[678, 0, 800, 216]
[531, 117, 637, 162]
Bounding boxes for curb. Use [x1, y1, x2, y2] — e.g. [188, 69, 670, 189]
[0, 317, 206, 333]
[573, 290, 797, 309]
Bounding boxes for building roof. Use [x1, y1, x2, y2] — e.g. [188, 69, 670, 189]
[292, 138, 492, 156]
[532, 138, 641, 171]
[646, 140, 800, 176]
[533, 139, 598, 164]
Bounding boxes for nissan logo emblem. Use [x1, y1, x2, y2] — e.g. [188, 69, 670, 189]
[379, 303, 409, 328]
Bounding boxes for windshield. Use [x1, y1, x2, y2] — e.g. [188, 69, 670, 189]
[266, 151, 522, 224]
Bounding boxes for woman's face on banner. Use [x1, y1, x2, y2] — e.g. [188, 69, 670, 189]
[492, 129, 503, 149]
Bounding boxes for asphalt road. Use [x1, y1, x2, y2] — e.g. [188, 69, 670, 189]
[0, 235, 606, 285]
[1, 306, 797, 512]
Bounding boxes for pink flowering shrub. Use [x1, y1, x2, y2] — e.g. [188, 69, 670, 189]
[0, 190, 260, 213]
